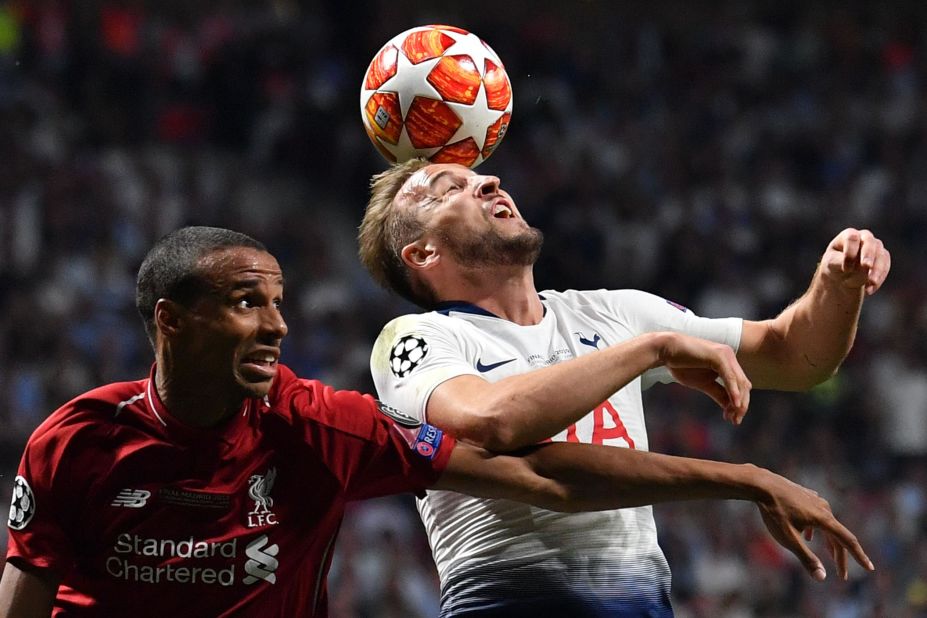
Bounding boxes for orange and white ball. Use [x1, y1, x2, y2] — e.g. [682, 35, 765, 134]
[360, 25, 513, 168]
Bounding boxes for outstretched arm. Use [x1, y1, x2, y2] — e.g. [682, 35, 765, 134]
[435, 441, 874, 582]
[739, 228, 890, 390]
[427, 331, 751, 451]
[0, 561, 58, 618]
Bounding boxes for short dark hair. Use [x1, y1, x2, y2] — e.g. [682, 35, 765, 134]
[136, 226, 267, 346]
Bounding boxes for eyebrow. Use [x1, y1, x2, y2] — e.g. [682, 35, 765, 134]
[428, 168, 476, 194]
[425, 169, 454, 190]
[230, 276, 286, 290]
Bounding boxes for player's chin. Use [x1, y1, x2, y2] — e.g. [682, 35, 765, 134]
[239, 379, 274, 399]
[237, 368, 276, 398]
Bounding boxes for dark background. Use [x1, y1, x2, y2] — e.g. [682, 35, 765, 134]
[1, 1, 925, 616]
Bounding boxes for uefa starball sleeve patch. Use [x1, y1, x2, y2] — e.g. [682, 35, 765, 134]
[8, 475, 36, 531]
[376, 400, 421, 428]
[388, 334, 429, 378]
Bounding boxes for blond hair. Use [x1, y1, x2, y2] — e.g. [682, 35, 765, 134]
[358, 158, 434, 307]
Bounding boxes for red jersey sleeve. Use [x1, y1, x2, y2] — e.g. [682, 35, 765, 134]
[6, 419, 81, 578]
[283, 377, 456, 501]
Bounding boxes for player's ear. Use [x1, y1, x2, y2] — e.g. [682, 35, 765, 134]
[400, 239, 439, 272]
[154, 299, 186, 338]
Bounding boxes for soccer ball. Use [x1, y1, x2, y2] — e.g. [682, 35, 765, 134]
[360, 24, 513, 168]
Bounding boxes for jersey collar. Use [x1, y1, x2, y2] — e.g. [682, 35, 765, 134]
[434, 301, 499, 318]
[435, 296, 547, 319]
[144, 364, 254, 442]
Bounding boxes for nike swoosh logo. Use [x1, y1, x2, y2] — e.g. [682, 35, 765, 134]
[476, 358, 517, 372]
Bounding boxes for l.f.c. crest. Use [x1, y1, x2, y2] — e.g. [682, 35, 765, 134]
[247, 467, 279, 528]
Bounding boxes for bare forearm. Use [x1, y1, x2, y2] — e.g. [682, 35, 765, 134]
[741, 228, 890, 391]
[438, 333, 664, 449]
[0, 562, 57, 618]
[438, 441, 875, 581]
[438, 441, 772, 512]
[433, 331, 748, 450]
[741, 266, 864, 390]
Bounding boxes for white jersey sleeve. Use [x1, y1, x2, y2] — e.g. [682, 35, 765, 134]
[582, 289, 743, 389]
[370, 313, 481, 425]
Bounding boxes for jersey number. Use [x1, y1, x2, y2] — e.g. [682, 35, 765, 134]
[565, 401, 636, 449]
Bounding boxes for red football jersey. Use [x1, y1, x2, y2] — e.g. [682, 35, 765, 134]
[5, 364, 454, 616]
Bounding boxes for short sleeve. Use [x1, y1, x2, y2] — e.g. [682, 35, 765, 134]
[370, 314, 480, 424]
[6, 430, 77, 577]
[593, 290, 743, 390]
[288, 379, 456, 501]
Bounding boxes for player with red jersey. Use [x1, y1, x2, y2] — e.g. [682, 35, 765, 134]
[6, 364, 451, 616]
[3, 226, 873, 617]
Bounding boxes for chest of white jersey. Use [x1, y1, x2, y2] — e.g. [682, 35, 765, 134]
[370, 289, 742, 614]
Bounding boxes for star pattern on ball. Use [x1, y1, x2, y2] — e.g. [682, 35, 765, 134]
[445, 82, 505, 152]
[439, 28, 502, 80]
[432, 29, 508, 153]
[379, 48, 443, 119]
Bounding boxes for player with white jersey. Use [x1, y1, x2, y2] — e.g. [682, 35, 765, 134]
[372, 292, 739, 615]
[359, 158, 891, 616]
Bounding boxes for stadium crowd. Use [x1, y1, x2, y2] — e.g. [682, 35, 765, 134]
[0, 1, 925, 616]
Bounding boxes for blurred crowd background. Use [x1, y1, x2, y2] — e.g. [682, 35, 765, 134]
[1, 1, 925, 616]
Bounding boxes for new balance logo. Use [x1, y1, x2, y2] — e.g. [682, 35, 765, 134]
[243, 534, 279, 585]
[111, 489, 151, 508]
[476, 358, 516, 372]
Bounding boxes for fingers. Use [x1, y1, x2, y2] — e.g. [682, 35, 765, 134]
[829, 534, 849, 581]
[667, 366, 750, 425]
[776, 514, 828, 581]
[828, 228, 891, 294]
[838, 229, 862, 272]
[662, 334, 751, 423]
[758, 475, 876, 583]
[699, 380, 741, 425]
[813, 513, 875, 574]
[714, 351, 750, 424]
[865, 245, 891, 295]
[856, 229, 890, 294]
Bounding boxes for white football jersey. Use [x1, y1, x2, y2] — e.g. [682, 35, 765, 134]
[370, 289, 742, 616]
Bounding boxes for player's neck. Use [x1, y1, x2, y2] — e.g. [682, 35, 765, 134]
[441, 267, 543, 325]
[155, 359, 243, 428]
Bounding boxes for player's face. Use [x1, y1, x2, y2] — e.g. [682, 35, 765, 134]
[180, 247, 287, 400]
[398, 163, 543, 267]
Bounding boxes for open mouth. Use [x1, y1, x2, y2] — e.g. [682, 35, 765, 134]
[241, 352, 279, 379]
[492, 201, 514, 219]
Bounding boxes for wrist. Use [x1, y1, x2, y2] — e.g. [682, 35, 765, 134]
[734, 463, 775, 503]
[645, 332, 672, 370]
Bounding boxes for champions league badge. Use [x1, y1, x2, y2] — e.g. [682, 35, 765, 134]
[8, 475, 36, 531]
[389, 334, 429, 378]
